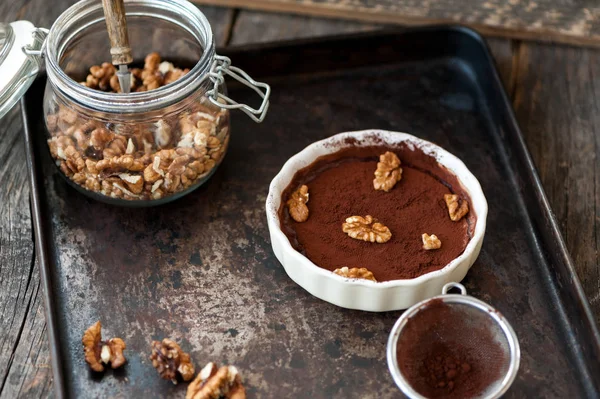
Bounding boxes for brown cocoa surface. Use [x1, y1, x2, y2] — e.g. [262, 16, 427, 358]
[397, 299, 508, 398]
[279, 143, 476, 281]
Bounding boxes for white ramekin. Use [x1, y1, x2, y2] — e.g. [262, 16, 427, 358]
[265, 130, 488, 311]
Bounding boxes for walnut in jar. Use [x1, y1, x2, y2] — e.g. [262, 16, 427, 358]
[45, 52, 230, 202]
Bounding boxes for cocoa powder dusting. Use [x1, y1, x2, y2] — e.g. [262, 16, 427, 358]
[397, 299, 508, 398]
[279, 142, 476, 281]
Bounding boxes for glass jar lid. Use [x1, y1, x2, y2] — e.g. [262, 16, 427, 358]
[0, 20, 43, 120]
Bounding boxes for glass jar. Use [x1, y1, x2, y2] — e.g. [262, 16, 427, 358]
[1, 0, 269, 205]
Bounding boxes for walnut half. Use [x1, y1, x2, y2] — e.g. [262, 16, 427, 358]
[286, 185, 309, 222]
[150, 338, 195, 384]
[186, 362, 246, 399]
[82, 321, 126, 372]
[444, 194, 469, 222]
[422, 233, 442, 250]
[373, 151, 402, 192]
[342, 215, 391, 243]
[333, 267, 377, 282]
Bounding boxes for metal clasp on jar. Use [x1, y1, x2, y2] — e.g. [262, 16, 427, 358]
[206, 55, 270, 123]
[21, 27, 49, 57]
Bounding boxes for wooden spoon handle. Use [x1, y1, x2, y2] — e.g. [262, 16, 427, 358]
[101, 0, 132, 65]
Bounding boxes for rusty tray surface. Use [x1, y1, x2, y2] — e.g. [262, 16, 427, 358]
[23, 27, 600, 398]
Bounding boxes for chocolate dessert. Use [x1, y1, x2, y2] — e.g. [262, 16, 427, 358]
[279, 141, 476, 281]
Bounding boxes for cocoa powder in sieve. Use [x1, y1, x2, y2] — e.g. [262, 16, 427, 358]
[279, 141, 476, 281]
[396, 299, 507, 398]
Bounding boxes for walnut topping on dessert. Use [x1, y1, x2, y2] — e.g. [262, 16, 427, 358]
[333, 267, 377, 282]
[287, 185, 310, 222]
[186, 362, 246, 399]
[373, 151, 402, 192]
[342, 215, 392, 243]
[82, 321, 126, 372]
[422, 233, 442, 250]
[150, 338, 195, 383]
[444, 194, 469, 222]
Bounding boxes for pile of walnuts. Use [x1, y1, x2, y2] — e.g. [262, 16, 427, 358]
[83, 322, 246, 398]
[46, 52, 229, 201]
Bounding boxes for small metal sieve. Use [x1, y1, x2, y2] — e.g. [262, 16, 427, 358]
[387, 283, 520, 399]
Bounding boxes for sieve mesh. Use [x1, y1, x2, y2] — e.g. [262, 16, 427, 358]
[396, 298, 511, 399]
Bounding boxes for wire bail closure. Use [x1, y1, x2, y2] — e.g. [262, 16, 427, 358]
[206, 55, 271, 123]
[21, 33, 271, 123]
[22, 27, 49, 58]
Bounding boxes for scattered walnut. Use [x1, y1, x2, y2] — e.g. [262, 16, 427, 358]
[186, 362, 246, 399]
[286, 185, 309, 222]
[342, 215, 392, 243]
[333, 267, 377, 282]
[422, 233, 442, 250]
[373, 151, 402, 192]
[444, 194, 469, 222]
[150, 338, 195, 384]
[82, 321, 126, 372]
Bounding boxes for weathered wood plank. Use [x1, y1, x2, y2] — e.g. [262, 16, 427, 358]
[230, 12, 517, 94]
[0, 1, 235, 397]
[487, 38, 516, 93]
[0, 103, 52, 399]
[230, 10, 376, 45]
[1, 0, 599, 397]
[512, 42, 600, 321]
[193, 0, 600, 48]
[0, 1, 233, 46]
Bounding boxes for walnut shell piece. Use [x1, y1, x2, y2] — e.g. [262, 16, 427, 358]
[444, 194, 469, 222]
[373, 151, 402, 192]
[422, 233, 442, 250]
[82, 321, 127, 372]
[286, 185, 310, 223]
[150, 338, 195, 384]
[186, 362, 246, 399]
[333, 267, 377, 282]
[342, 215, 392, 243]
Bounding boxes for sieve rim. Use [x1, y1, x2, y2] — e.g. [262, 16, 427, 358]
[386, 286, 521, 399]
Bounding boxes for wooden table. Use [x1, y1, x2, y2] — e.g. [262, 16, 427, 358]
[0, 1, 598, 397]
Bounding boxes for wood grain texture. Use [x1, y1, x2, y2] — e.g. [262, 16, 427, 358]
[512, 42, 600, 321]
[0, 1, 233, 398]
[1, 0, 599, 396]
[487, 38, 517, 93]
[0, 1, 233, 46]
[193, 0, 600, 48]
[0, 4, 65, 398]
[230, 9, 377, 45]
[0, 104, 53, 399]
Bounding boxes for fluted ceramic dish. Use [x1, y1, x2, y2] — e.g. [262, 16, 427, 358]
[265, 130, 488, 311]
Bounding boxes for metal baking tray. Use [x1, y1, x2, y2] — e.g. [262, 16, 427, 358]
[22, 26, 600, 398]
